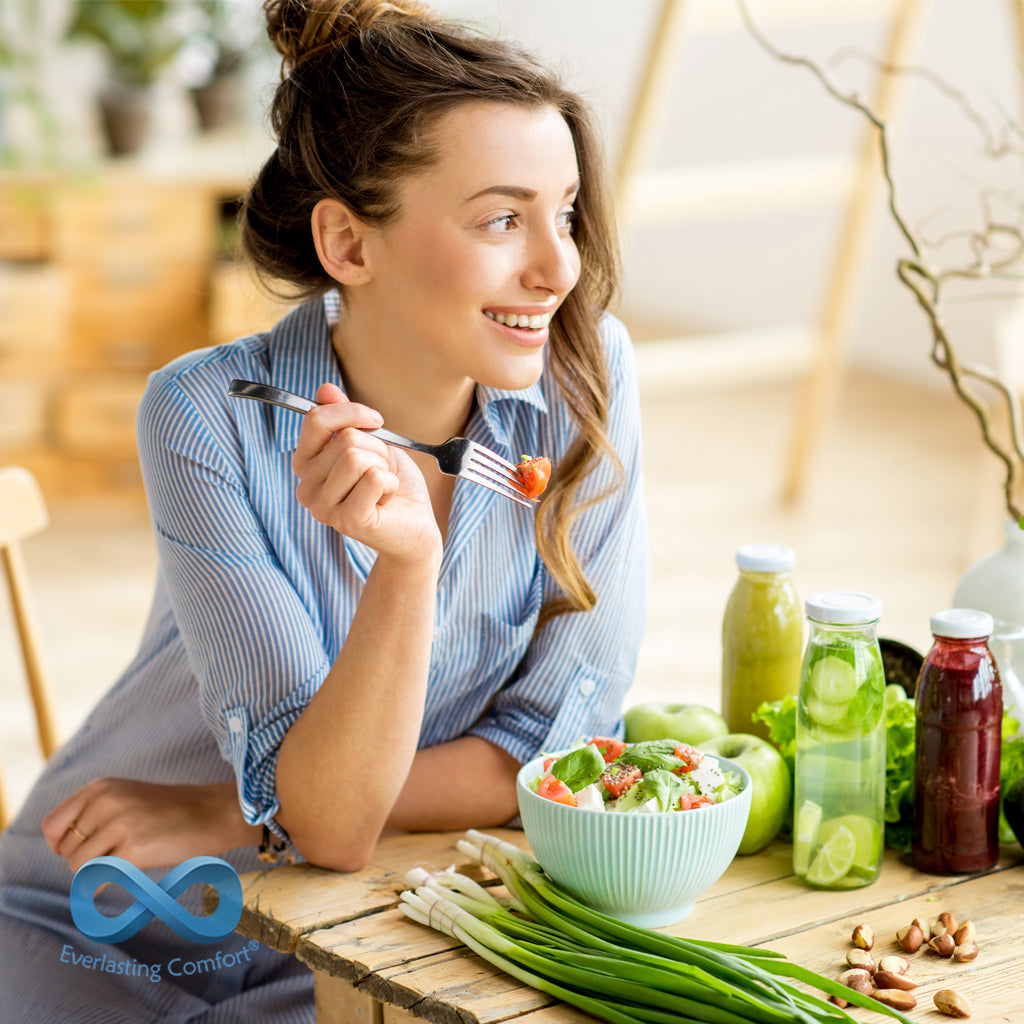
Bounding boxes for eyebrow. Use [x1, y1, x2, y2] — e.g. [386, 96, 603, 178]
[464, 181, 580, 203]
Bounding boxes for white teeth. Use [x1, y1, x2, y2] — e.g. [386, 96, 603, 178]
[485, 310, 551, 330]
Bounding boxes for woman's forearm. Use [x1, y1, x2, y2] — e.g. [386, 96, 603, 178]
[274, 549, 441, 870]
[387, 736, 521, 832]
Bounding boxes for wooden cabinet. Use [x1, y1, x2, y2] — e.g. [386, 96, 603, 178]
[0, 167, 292, 499]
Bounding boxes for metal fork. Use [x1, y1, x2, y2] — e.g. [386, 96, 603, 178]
[227, 379, 535, 508]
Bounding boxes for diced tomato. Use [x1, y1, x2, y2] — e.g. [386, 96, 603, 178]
[515, 455, 552, 500]
[600, 763, 643, 799]
[590, 737, 626, 763]
[542, 756, 559, 772]
[673, 743, 704, 775]
[678, 793, 714, 810]
[537, 774, 576, 806]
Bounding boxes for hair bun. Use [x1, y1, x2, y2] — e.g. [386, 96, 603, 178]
[264, 0, 439, 70]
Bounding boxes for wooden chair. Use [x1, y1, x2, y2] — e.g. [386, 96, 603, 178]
[0, 466, 59, 829]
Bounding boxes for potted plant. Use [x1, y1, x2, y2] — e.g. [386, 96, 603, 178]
[66, 0, 188, 156]
[186, 0, 260, 132]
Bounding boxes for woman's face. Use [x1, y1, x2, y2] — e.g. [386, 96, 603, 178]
[357, 101, 582, 393]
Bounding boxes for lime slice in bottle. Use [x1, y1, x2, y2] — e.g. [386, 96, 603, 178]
[793, 800, 823, 875]
[805, 823, 857, 886]
[808, 655, 858, 704]
[817, 814, 881, 875]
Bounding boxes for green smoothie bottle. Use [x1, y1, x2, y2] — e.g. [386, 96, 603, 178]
[793, 592, 886, 890]
[721, 544, 803, 739]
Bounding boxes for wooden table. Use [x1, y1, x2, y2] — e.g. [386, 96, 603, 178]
[233, 832, 1024, 1024]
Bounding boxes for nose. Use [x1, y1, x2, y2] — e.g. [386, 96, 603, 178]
[521, 226, 580, 296]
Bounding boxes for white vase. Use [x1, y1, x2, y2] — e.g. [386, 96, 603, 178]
[952, 519, 1024, 733]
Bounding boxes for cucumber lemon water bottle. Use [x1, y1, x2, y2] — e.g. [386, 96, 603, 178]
[793, 592, 886, 890]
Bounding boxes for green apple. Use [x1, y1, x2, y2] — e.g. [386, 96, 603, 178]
[623, 702, 729, 746]
[701, 732, 791, 855]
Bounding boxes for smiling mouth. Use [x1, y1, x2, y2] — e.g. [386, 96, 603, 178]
[485, 310, 552, 331]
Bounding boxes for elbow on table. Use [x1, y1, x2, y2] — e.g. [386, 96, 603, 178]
[292, 829, 379, 874]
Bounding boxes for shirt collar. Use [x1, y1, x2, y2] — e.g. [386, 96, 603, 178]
[267, 294, 343, 451]
[473, 380, 548, 451]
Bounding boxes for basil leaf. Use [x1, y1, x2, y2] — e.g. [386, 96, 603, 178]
[617, 740, 684, 773]
[641, 769, 683, 812]
[551, 744, 606, 792]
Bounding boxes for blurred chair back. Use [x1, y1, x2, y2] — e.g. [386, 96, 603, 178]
[0, 466, 59, 829]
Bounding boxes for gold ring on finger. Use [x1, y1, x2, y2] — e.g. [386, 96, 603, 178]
[70, 823, 88, 844]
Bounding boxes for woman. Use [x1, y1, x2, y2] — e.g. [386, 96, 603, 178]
[0, 1, 647, 1019]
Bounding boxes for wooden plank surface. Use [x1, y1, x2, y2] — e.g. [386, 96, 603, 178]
[237, 832, 1024, 1024]
[237, 830, 524, 953]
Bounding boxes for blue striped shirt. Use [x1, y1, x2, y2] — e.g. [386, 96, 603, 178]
[0, 293, 646, 1021]
[138, 292, 649, 830]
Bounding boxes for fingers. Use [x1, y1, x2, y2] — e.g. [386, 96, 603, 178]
[41, 786, 91, 856]
[294, 384, 383, 463]
[43, 779, 123, 872]
[292, 385, 403, 530]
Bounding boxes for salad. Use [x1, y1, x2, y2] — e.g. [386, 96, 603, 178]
[527, 737, 742, 813]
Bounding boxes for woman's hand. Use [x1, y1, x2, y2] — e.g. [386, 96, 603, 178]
[41, 779, 260, 873]
[292, 383, 441, 563]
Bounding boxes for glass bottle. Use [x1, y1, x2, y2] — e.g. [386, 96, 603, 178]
[793, 592, 886, 890]
[721, 544, 803, 740]
[912, 608, 1003, 874]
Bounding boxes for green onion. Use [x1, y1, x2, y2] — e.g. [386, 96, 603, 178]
[396, 830, 916, 1024]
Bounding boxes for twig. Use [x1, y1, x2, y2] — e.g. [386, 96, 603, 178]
[736, 0, 1024, 520]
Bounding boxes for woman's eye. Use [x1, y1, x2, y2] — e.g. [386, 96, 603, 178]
[559, 208, 577, 231]
[485, 214, 517, 231]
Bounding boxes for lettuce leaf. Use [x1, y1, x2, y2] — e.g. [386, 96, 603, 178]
[1000, 717, 1024, 844]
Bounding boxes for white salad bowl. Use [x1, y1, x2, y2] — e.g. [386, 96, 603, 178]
[515, 751, 752, 928]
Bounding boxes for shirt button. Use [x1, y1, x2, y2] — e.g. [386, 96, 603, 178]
[578, 678, 596, 696]
[228, 717, 243, 734]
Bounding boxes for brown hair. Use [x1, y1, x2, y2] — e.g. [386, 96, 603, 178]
[243, 0, 623, 625]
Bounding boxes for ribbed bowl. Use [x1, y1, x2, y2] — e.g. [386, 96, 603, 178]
[516, 753, 752, 928]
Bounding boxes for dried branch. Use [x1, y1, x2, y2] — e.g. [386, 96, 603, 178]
[737, 0, 1024, 519]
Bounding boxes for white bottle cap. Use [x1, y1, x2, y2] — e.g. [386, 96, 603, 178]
[735, 543, 795, 573]
[805, 591, 882, 624]
[930, 608, 994, 639]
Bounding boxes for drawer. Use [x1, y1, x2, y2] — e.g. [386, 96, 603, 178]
[54, 377, 148, 457]
[0, 263, 68, 368]
[0, 181, 51, 260]
[53, 183, 216, 262]
[0, 379, 49, 449]
[67, 260, 208, 370]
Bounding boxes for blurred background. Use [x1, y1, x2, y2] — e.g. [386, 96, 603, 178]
[1, 0, 1023, 817]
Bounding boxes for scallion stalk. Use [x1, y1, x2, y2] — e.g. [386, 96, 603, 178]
[436, 830, 917, 1024]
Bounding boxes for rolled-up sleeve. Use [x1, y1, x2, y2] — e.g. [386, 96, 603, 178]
[137, 368, 331, 828]
[468, 316, 649, 762]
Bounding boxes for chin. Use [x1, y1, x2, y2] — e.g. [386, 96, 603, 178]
[478, 358, 546, 392]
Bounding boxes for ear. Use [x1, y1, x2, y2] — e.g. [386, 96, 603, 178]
[311, 198, 373, 286]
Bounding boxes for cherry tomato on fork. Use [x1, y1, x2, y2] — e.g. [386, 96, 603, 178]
[515, 455, 552, 500]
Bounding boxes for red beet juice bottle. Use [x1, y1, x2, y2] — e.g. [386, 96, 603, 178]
[912, 608, 1002, 874]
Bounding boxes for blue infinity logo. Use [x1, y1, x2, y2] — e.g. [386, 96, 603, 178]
[70, 856, 243, 944]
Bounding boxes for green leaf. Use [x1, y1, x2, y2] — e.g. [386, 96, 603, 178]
[550, 744, 605, 792]
[642, 769, 688, 812]
[615, 739, 683, 773]
[1000, 716, 1024, 844]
